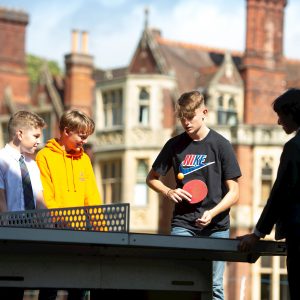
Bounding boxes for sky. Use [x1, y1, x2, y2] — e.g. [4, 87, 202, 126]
[1, 0, 300, 70]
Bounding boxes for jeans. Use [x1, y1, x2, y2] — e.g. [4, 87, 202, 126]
[171, 226, 229, 300]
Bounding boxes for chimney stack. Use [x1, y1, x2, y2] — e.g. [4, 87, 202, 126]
[64, 30, 94, 116]
[241, 0, 287, 125]
[0, 7, 30, 111]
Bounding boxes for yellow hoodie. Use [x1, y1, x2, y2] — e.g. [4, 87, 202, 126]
[36, 138, 102, 209]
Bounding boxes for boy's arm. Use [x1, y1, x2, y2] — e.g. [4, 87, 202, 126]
[36, 154, 57, 209]
[195, 178, 239, 228]
[146, 168, 192, 203]
[0, 167, 7, 212]
[84, 157, 102, 206]
[146, 168, 171, 197]
[209, 178, 239, 218]
[35, 191, 47, 209]
[0, 189, 7, 212]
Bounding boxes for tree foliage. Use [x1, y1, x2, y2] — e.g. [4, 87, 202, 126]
[26, 54, 62, 84]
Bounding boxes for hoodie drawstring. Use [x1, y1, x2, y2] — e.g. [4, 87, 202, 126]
[63, 153, 70, 192]
[71, 156, 76, 192]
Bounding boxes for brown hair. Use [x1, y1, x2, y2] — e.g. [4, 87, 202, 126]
[8, 111, 46, 140]
[59, 109, 95, 135]
[175, 90, 205, 120]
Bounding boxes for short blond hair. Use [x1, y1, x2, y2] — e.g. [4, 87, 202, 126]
[175, 90, 205, 120]
[8, 111, 46, 140]
[59, 109, 95, 135]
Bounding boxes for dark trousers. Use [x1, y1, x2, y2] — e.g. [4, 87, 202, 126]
[0, 288, 24, 300]
[38, 288, 86, 300]
[286, 236, 300, 300]
[90, 290, 147, 299]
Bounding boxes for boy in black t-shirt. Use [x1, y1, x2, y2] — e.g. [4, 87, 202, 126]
[146, 90, 241, 300]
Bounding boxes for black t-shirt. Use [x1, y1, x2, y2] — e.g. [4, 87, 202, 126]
[152, 129, 241, 235]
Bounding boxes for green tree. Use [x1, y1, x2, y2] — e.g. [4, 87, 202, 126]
[26, 54, 62, 85]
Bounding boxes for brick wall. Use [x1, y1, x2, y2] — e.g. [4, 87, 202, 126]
[0, 8, 30, 106]
[242, 0, 287, 125]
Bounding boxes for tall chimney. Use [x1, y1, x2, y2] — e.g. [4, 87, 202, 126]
[64, 30, 94, 116]
[71, 29, 79, 53]
[241, 0, 287, 125]
[81, 31, 88, 54]
[0, 7, 30, 111]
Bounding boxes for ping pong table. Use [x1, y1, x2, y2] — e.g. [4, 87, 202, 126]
[0, 226, 286, 300]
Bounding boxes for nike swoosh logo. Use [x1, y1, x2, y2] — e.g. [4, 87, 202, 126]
[180, 161, 215, 175]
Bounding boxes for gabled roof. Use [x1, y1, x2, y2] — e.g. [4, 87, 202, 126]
[94, 67, 128, 82]
[124, 28, 242, 94]
[209, 51, 244, 88]
[96, 27, 300, 94]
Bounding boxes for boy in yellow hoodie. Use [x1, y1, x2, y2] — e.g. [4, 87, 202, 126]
[36, 109, 102, 209]
[36, 109, 102, 300]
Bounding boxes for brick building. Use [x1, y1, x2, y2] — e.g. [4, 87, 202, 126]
[1, 1, 300, 299]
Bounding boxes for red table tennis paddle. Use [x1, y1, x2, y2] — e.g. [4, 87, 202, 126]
[183, 179, 208, 204]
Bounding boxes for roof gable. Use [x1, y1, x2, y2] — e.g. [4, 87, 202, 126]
[128, 29, 168, 74]
[128, 42, 160, 74]
[154, 33, 243, 93]
[209, 51, 243, 87]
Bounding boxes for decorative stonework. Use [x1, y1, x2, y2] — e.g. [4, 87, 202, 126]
[130, 127, 153, 144]
[97, 131, 124, 145]
[214, 124, 289, 146]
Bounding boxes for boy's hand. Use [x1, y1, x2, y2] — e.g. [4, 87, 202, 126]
[166, 188, 192, 203]
[237, 233, 260, 252]
[195, 210, 212, 228]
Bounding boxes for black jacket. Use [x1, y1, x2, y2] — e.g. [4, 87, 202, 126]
[256, 130, 300, 240]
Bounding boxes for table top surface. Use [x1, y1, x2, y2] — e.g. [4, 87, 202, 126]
[0, 226, 286, 263]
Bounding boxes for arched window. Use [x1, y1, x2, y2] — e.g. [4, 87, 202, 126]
[139, 88, 150, 125]
[101, 160, 122, 204]
[217, 95, 238, 125]
[227, 97, 238, 125]
[217, 95, 226, 124]
[218, 95, 224, 108]
[134, 159, 148, 206]
[261, 160, 272, 206]
[228, 97, 236, 109]
[103, 89, 123, 127]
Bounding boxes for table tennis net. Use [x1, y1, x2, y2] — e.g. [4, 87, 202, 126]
[0, 204, 129, 232]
